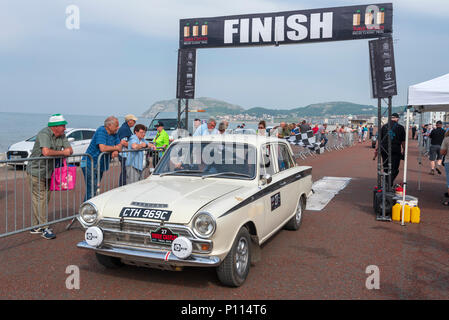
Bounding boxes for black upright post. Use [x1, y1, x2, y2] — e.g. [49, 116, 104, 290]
[387, 96, 392, 191]
[185, 99, 189, 130]
[377, 98, 382, 189]
[177, 99, 182, 129]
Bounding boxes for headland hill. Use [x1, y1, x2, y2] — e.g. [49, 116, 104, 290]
[142, 97, 404, 124]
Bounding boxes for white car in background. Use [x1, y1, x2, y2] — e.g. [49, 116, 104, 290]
[6, 128, 96, 165]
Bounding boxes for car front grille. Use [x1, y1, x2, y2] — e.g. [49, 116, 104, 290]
[7, 151, 29, 159]
[97, 218, 212, 253]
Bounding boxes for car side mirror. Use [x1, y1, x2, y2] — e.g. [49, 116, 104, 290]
[68, 137, 75, 143]
[260, 174, 272, 186]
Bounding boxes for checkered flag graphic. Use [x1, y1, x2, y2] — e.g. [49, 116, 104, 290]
[288, 130, 324, 154]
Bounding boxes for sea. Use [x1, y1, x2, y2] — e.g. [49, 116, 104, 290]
[0, 112, 259, 153]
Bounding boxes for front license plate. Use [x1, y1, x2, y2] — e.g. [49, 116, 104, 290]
[150, 227, 178, 244]
[119, 207, 172, 221]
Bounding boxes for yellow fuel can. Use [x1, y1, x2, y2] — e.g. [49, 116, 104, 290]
[411, 206, 421, 224]
[392, 203, 401, 221]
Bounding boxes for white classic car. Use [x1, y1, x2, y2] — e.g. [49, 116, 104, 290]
[77, 135, 312, 287]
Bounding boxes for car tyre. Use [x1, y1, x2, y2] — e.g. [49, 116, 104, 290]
[95, 253, 123, 269]
[216, 227, 251, 287]
[285, 195, 304, 230]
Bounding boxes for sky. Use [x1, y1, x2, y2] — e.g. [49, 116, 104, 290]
[0, 0, 448, 116]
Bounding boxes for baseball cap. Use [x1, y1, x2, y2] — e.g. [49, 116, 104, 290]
[125, 114, 138, 122]
[48, 114, 67, 127]
[391, 113, 400, 119]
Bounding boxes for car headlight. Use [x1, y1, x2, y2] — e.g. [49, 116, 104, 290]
[192, 212, 216, 238]
[79, 202, 98, 226]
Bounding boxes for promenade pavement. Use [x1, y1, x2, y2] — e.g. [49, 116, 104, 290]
[0, 137, 447, 299]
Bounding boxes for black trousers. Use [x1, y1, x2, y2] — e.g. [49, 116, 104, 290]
[381, 151, 402, 187]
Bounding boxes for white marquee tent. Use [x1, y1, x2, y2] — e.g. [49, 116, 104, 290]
[408, 73, 449, 112]
[400, 73, 449, 224]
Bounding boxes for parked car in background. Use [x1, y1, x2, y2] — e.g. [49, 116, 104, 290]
[145, 112, 211, 142]
[230, 128, 257, 135]
[77, 135, 312, 287]
[6, 128, 96, 165]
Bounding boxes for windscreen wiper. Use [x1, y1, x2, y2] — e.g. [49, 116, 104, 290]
[159, 170, 203, 177]
[202, 172, 251, 179]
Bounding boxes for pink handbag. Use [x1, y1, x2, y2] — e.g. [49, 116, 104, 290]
[50, 159, 77, 191]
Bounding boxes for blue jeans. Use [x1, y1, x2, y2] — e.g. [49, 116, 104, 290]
[82, 166, 104, 202]
[445, 164, 449, 188]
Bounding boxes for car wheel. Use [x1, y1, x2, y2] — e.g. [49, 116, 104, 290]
[95, 253, 123, 269]
[216, 227, 251, 287]
[285, 195, 304, 230]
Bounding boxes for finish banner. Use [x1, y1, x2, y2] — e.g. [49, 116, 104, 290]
[179, 3, 393, 49]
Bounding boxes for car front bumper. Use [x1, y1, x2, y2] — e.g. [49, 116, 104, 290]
[77, 241, 221, 267]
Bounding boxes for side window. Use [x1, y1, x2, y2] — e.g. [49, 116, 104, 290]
[277, 144, 295, 172]
[67, 130, 82, 142]
[82, 130, 95, 140]
[260, 144, 276, 177]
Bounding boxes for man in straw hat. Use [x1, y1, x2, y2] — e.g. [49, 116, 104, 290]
[27, 114, 73, 239]
[117, 114, 137, 186]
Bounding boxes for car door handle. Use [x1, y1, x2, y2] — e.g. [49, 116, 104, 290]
[280, 181, 287, 186]
[295, 174, 302, 178]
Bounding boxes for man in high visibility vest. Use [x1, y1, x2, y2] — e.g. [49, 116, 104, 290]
[149, 122, 169, 166]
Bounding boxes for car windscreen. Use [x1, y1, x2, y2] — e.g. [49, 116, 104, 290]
[154, 142, 257, 179]
[26, 135, 37, 142]
[148, 119, 179, 131]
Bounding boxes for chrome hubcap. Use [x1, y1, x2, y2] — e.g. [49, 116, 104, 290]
[235, 237, 249, 276]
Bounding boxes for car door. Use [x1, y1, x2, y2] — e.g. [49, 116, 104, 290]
[259, 143, 285, 239]
[273, 142, 300, 221]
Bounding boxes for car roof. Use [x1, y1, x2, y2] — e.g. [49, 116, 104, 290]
[175, 134, 288, 147]
[65, 128, 96, 132]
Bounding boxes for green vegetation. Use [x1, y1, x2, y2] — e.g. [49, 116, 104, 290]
[142, 97, 405, 118]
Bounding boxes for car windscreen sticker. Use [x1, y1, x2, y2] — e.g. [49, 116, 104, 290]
[119, 207, 172, 221]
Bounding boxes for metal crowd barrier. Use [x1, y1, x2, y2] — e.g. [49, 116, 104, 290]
[0, 147, 165, 238]
[289, 131, 360, 160]
[95, 147, 162, 196]
[0, 153, 94, 238]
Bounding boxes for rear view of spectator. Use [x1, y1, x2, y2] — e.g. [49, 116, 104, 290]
[299, 120, 311, 133]
[429, 120, 445, 175]
[439, 130, 449, 204]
